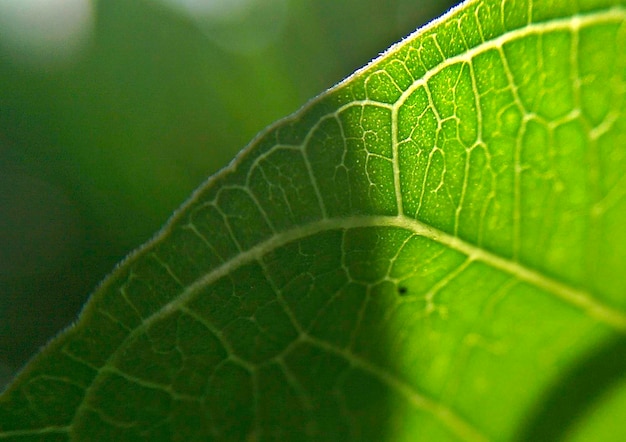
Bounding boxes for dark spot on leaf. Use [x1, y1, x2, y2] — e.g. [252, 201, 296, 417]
[398, 286, 407, 295]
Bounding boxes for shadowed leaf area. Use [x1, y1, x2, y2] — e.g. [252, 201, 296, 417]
[1, 0, 626, 440]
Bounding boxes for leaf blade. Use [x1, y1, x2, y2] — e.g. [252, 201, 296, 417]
[2, 0, 626, 440]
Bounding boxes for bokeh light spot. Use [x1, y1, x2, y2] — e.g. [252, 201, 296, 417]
[156, 0, 288, 54]
[0, 0, 94, 68]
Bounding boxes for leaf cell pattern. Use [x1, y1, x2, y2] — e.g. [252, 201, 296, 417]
[1, 0, 626, 441]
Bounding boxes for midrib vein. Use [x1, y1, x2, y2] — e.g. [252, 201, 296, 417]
[172, 214, 626, 332]
[72, 214, 626, 439]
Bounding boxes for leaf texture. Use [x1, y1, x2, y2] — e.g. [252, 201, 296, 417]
[1, 0, 626, 440]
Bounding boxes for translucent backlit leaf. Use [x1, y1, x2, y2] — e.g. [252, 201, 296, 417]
[1, 0, 625, 440]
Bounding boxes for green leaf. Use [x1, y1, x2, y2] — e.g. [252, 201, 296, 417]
[2, 0, 626, 440]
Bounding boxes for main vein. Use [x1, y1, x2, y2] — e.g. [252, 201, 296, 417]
[69, 213, 626, 440]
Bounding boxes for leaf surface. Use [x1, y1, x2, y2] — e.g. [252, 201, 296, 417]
[2, 0, 626, 440]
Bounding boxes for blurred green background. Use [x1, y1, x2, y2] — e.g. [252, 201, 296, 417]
[0, 0, 457, 387]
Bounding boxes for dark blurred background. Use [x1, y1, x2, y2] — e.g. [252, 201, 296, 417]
[0, 0, 457, 388]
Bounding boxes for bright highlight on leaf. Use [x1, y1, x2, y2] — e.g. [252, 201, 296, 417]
[1, 0, 625, 440]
